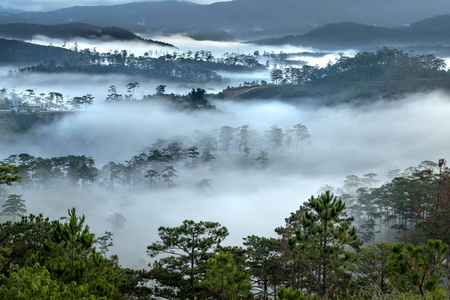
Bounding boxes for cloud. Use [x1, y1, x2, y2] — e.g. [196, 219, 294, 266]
[3, 90, 450, 268]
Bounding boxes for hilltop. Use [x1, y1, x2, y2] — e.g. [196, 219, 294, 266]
[253, 18, 450, 49]
[0, 22, 174, 47]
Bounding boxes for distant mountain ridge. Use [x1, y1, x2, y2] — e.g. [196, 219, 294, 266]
[0, 23, 174, 47]
[253, 19, 450, 49]
[1, 0, 450, 40]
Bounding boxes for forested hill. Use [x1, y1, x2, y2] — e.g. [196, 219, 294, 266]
[235, 48, 450, 100]
[0, 23, 174, 47]
[0, 38, 81, 64]
[254, 20, 450, 49]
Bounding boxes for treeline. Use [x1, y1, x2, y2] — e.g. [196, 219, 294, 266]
[0, 86, 218, 113]
[232, 47, 450, 99]
[0, 165, 448, 298]
[268, 47, 449, 98]
[18, 48, 265, 83]
[0, 123, 310, 190]
[270, 48, 447, 85]
[323, 159, 450, 247]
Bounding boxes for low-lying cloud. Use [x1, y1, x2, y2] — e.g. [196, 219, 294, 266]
[2, 90, 450, 268]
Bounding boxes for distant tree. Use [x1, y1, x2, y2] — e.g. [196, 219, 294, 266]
[82, 94, 94, 110]
[95, 231, 114, 258]
[71, 96, 84, 110]
[269, 125, 283, 153]
[197, 178, 212, 190]
[161, 165, 177, 188]
[270, 68, 283, 85]
[256, 151, 269, 169]
[293, 123, 310, 153]
[105, 85, 123, 103]
[219, 126, 235, 154]
[359, 218, 377, 244]
[155, 85, 166, 96]
[237, 125, 251, 156]
[107, 213, 127, 236]
[187, 146, 200, 166]
[1, 194, 26, 222]
[188, 88, 207, 107]
[71, 94, 94, 110]
[201, 150, 216, 164]
[145, 169, 160, 188]
[126, 82, 139, 99]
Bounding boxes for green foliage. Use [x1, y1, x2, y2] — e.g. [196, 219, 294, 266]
[0, 213, 54, 273]
[95, 231, 113, 257]
[0, 165, 21, 185]
[32, 208, 115, 298]
[389, 239, 448, 296]
[291, 191, 362, 297]
[352, 241, 394, 295]
[147, 220, 229, 299]
[242, 48, 450, 100]
[201, 251, 253, 299]
[47, 208, 94, 282]
[243, 235, 281, 299]
[0, 263, 98, 299]
[277, 287, 318, 300]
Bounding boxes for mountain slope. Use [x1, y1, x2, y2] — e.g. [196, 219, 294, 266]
[0, 38, 81, 63]
[0, 23, 174, 47]
[253, 21, 450, 49]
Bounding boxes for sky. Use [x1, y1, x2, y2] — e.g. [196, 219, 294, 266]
[0, 0, 227, 12]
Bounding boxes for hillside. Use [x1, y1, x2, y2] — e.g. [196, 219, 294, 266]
[254, 21, 450, 49]
[0, 38, 81, 64]
[0, 23, 174, 47]
[408, 14, 450, 30]
[232, 48, 450, 100]
[1, 0, 450, 40]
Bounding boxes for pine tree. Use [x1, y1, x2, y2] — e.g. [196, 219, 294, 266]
[1, 194, 26, 222]
[290, 191, 362, 297]
[0, 165, 21, 185]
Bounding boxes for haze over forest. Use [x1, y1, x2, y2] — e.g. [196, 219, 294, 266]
[0, 0, 450, 299]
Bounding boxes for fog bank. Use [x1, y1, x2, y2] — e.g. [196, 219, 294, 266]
[2, 91, 450, 268]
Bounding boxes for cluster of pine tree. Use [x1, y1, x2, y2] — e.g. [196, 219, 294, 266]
[0, 123, 309, 190]
[0, 160, 449, 299]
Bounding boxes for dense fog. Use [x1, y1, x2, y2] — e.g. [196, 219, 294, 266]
[1, 37, 450, 269]
[2, 90, 450, 268]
